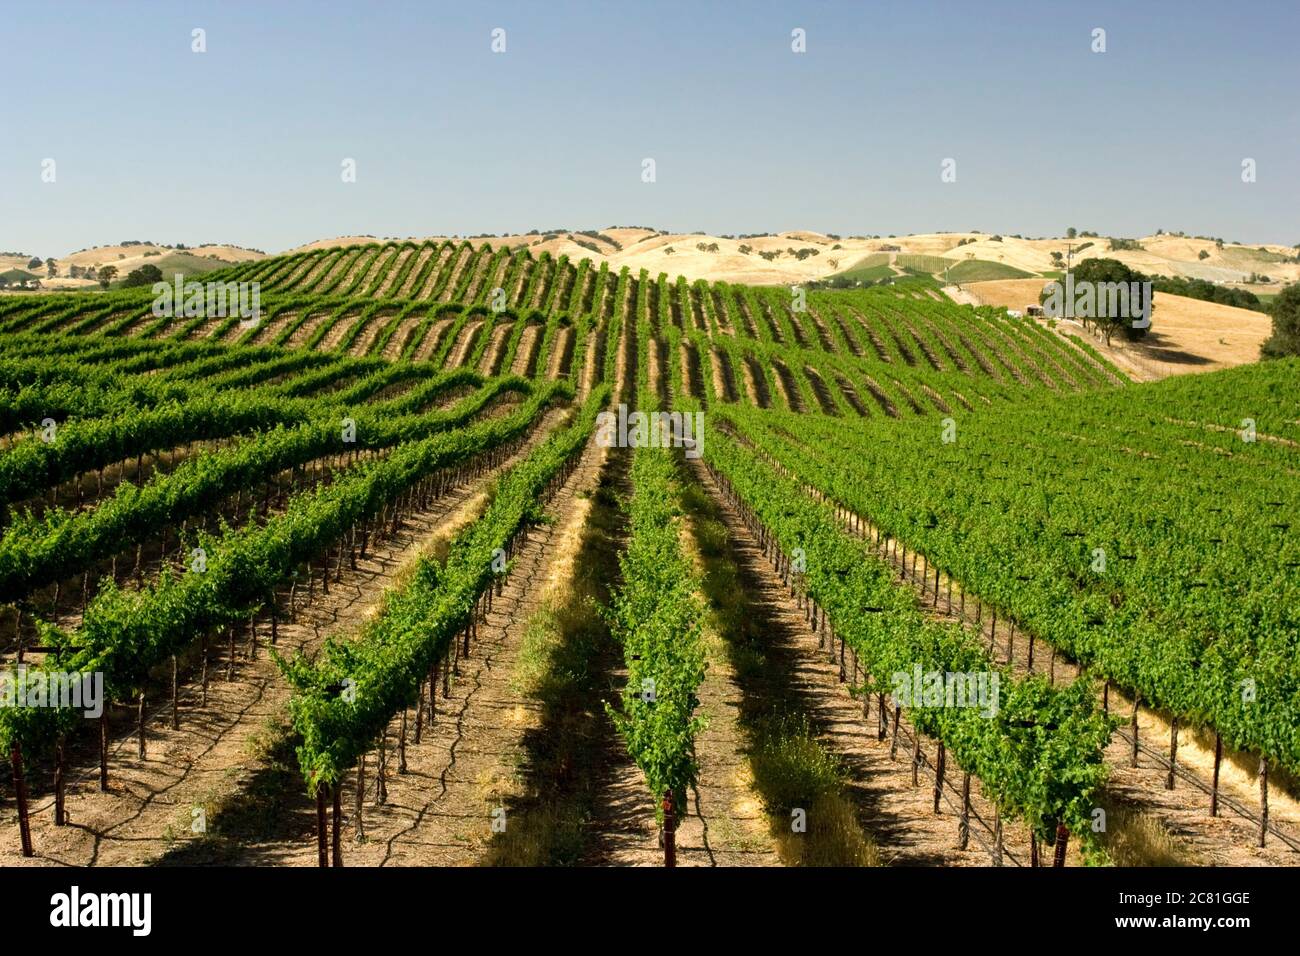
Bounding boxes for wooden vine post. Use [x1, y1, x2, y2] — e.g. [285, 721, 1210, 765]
[957, 772, 971, 850]
[10, 743, 33, 857]
[355, 755, 366, 841]
[662, 790, 677, 868]
[54, 736, 67, 825]
[992, 807, 1003, 866]
[932, 742, 946, 813]
[171, 654, 180, 730]
[1166, 718, 1178, 790]
[911, 728, 920, 787]
[1129, 695, 1140, 768]
[1053, 823, 1070, 867]
[137, 690, 146, 758]
[331, 785, 343, 866]
[316, 785, 328, 867]
[889, 702, 902, 759]
[1258, 758, 1269, 848]
[1209, 733, 1222, 817]
[99, 709, 109, 790]
[398, 709, 408, 774]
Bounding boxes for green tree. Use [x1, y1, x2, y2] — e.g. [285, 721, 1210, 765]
[1041, 257, 1153, 345]
[45, 258, 57, 278]
[1262, 282, 1300, 358]
[120, 264, 163, 288]
[98, 265, 118, 289]
[1066, 227, 1077, 239]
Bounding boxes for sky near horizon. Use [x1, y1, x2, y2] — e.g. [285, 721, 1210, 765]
[2, 0, 1297, 256]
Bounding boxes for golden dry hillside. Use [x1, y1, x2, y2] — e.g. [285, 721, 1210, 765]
[288, 229, 1299, 290]
[955, 278, 1275, 381]
[2, 244, 266, 290]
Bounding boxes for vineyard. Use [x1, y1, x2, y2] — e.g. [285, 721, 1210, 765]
[0, 239, 1295, 869]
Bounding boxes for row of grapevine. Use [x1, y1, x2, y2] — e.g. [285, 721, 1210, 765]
[606, 438, 708, 866]
[0, 376, 539, 605]
[0, 376, 570, 854]
[278, 386, 610, 864]
[715, 361, 1300, 778]
[698, 427, 1115, 857]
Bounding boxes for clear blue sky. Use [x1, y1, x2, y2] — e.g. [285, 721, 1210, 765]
[2, 0, 1297, 256]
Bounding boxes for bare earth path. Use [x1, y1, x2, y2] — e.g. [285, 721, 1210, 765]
[582, 607, 782, 867]
[0, 413, 567, 867]
[693, 459, 1043, 867]
[814, 490, 1300, 867]
[740, 432, 1300, 866]
[676, 628, 782, 867]
[220, 431, 609, 866]
[1, 481, 487, 867]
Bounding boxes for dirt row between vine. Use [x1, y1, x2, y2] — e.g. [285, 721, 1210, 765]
[5, 387, 520, 652]
[216, 428, 611, 866]
[578, 499, 782, 867]
[812, 489, 1300, 867]
[728, 424, 1300, 865]
[0, 410, 570, 867]
[691, 460, 1050, 866]
[579, 296, 782, 864]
